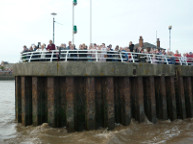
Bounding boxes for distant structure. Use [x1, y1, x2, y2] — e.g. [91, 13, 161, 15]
[134, 36, 165, 51]
[1, 61, 14, 70]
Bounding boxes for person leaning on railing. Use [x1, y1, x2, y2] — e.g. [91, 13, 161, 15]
[46, 40, 56, 51]
[45, 40, 56, 60]
[174, 50, 181, 65]
[68, 44, 77, 61]
[36, 44, 47, 60]
[166, 50, 175, 64]
[21, 45, 29, 62]
[186, 52, 193, 65]
[78, 44, 88, 61]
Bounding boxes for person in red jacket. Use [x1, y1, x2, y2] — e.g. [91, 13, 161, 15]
[46, 40, 56, 51]
[174, 50, 181, 64]
[187, 52, 193, 65]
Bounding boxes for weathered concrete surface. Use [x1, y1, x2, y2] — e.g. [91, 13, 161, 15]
[13, 62, 193, 77]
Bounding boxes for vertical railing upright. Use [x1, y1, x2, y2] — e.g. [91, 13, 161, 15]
[65, 51, 69, 62]
[165, 55, 169, 65]
[28, 52, 33, 62]
[119, 52, 123, 62]
[131, 53, 135, 63]
[50, 51, 54, 62]
[95, 50, 98, 62]
[148, 54, 153, 64]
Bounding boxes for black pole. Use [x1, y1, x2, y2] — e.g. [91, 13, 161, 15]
[169, 29, 171, 51]
[53, 17, 55, 44]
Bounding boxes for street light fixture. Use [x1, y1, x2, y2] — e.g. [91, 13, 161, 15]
[168, 25, 172, 51]
[51, 12, 57, 44]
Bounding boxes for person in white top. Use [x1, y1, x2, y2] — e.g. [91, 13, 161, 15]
[99, 43, 107, 62]
[36, 44, 47, 59]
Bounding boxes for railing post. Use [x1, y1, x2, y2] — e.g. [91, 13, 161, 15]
[120, 52, 123, 62]
[50, 51, 54, 62]
[148, 54, 153, 64]
[185, 57, 188, 65]
[165, 55, 169, 65]
[131, 53, 135, 63]
[29, 52, 33, 62]
[179, 57, 182, 65]
[96, 50, 98, 62]
[65, 51, 69, 62]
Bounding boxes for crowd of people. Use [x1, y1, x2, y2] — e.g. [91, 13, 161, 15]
[21, 40, 193, 65]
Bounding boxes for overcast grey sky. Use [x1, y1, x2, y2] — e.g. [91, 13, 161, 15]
[0, 0, 193, 62]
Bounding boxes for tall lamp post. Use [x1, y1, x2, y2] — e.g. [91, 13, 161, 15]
[72, 0, 77, 44]
[168, 25, 172, 51]
[51, 12, 57, 44]
[90, 0, 92, 46]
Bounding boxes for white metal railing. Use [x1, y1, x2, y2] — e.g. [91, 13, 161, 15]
[21, 50, 193, 65]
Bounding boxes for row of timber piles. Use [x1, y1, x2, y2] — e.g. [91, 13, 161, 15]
[15, 75, 193, 132]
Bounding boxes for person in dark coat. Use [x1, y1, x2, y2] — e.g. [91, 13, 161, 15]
[129, 41, 134, 52]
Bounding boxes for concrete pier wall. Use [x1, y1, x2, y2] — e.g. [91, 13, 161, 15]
[14, 62, 193, 132]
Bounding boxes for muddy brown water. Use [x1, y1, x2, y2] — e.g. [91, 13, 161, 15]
[1, 80, 193, 144]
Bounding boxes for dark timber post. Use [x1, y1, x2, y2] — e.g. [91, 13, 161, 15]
[21, 77, 32, 126]
[183, 77, 193, 117]
[119, 77, 131, 125]
[15, 76, 22, 123]
[47, 77, 55, 127]
[95, 78, 103, 128]
[160, 77, 168, 120]
[135, 77, 145, 122]
[32, 77, 47, 126]
[165, 77, 177, 120]
[60, 77, 66, 127]
[104, 77, 115, 130]
[66, 77, 75, 132]
[175, 77, 186, 119]
[85, 77, 96, 130]
[144, 77, 157, 123]
[155, 77, 168, 120]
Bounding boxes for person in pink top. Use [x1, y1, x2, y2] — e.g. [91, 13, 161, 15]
[46, 40, 55, 51]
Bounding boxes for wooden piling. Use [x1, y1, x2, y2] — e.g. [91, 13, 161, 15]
[183, 77, 193, 117]
[32, 77, 47, 126]
[85, 77, 96, 130]
[165, 77, 177, 120]
[95, 78, 104, 128]
[65, 77, 75, 132]
[60, 77, 66, 127]
[175, 77, 186, 119]
[119, 77, 131, 125]
[15, 76, 22, 123]
[74, 77, 85, 131]
[47, 77, 56, 127]
[143, 77, 157, 123]
[131, 77, 145, 122]
[104, 77, 115, 130]
[155, 77, 168, 120]
[114, 77, 121, 124]
[21, 77, 32, 126]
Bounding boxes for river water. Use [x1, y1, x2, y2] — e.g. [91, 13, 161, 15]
[1, 80, 193, 144]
